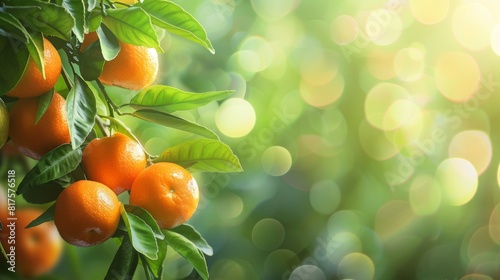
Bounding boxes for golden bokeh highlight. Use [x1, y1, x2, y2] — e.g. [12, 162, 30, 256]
[383, 99, 421, 132]
[394, 47, 424, 82]
[331, 15, 359, 45]
[359, 120, 400, 161]
[215, 98, 256, 138]
[465, 226, 496, 260]
[366, 50, 396, 80]
[491, 23, 500, 56]
[409, 175, 441, 216]
[489, 204, 500, 245]
[448, 130, 492, 176]
[337, 253, 374, 280]
[299, 72, 344, 107]
[409, 0, 449, 25]
[435, 158, 478, 206]
[452, 1, 494, 51]
[375, 200, 416, 241]
[365, 82, 410, 130]
[434, 52, 480, 102]
[327, 232, 362, 265]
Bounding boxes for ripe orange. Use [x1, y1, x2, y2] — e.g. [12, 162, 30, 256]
[129, 162, 199, 229]
[82, 132, 147, 195]
[8, 92, 71, 159]
[0, 208, 63, 278]
[54, 180, 121, 247]
[6, 38, 62, 98]
[81, 32, 158, 90]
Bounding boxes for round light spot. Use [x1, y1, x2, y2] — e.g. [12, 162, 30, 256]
[435, 158, 478, 206]
[250, 0, 299, 21]
[327, 210, 361, 236]
[409, 175, 441, 216]
[327, 232, 363, 265]
[252, 218, 285, 251]
[461, 274, 494, 280]
[448, 130, 492, 175]
[331, 15, 359, 45]
[215, 192, 244, 220]
[309, 180, 341, 215]
[262, 146, 292, 176]
[264, 250, 299, 278]
[383, 99, 421, 131]
[375, 200, 416, 241]
[337, 253, 375, 280]
[289, 265, 326, 280]
[239, 36, 274, 73]
[394, 47, 425, 82]
[366, 50, 396, 80]
[453, 2, 494, 51]
[489, 204, 500, 245]
[365, 9, 402, 45]
[435, 52, 480, 102]
[491, 23, 500, 56]
[466, 227, 496, 260]
[215, 98, 256, 138]
[409, 0, 449, 25]
[359, 120, 400, 160]
[365, 83, 410, 130]
[300, 72, 344, 107]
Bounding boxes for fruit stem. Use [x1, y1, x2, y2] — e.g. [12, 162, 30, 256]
[95, 115, 110, 137]
[96, 80, 122, 117]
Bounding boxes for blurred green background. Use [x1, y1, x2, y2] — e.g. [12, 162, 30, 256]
[6, 0, 500, 279]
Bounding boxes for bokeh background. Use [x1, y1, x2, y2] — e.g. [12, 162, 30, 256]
[5, 0, 500, 279]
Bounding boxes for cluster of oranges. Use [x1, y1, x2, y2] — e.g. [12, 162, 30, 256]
[0, 35, 199, 277]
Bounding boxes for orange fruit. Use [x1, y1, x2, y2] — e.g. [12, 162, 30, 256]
[130, 162, 199, 229]
[81, 32, 158, 90]
[0, 208, 63, 278]
[54, 180, 121, 247]
[8, 92, 71, 159]
[82, 132, 147, 195]
[6, 37, 62, 98]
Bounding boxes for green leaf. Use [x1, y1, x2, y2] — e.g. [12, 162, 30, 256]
[97, 24, 121, 61]
[170, 224, 213, 256]
[88, 10, 102, 32]
[121, 205, 159, 260]
[22, 180, 66, 204]
[17, 144, 82, 195]
[5, 1, 75, 40]
[104, 235, 139, 280]
[80, 40, 105, 81]
[129, 86, 233, 112]
[0, 10, 29, 43]
[101, 116, 146, 150]
[63, 0, 86, 42]
[154, 139, 242, 173]
[162, 228, 209, 280]
[35, 89, 54, 125]
[26, 204, 55, 228]
[140, 240, 167, 279]
[103, 7, 160, 49]
[66, 75, 97, 149]
[139, 0, 214, 53]
[124, 204, 164, 240]
[0, 36, 29, 96]
[132, 109, 219, 140]
[25, 32, 45, 79]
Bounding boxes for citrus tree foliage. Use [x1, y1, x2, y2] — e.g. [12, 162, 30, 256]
[0, 0, 242, 279]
